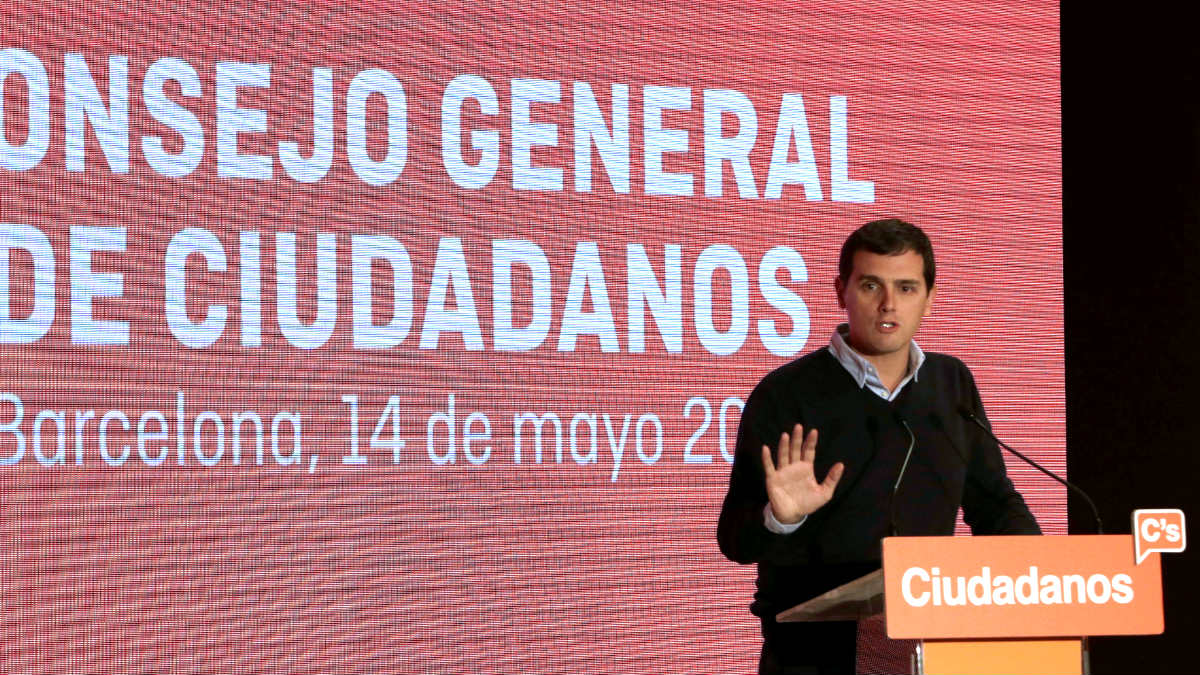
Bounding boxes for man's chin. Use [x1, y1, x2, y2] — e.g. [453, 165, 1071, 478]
[860, 338, 909, 358]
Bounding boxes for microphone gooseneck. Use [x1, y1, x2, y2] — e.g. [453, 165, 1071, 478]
[957, 405, 1104, 534]
[888, 419, 916, 537]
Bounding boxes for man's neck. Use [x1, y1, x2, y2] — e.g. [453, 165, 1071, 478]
[862, 349, 912, 393]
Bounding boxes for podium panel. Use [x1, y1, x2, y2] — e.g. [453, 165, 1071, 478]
[883, 535, 1163, 639]
[919, 638, 1083, 675]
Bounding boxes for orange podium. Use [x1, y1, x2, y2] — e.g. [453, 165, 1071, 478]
[778, 533, 1173, 675]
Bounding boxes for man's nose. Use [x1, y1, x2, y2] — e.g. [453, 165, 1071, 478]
[879, 287, 896, 311]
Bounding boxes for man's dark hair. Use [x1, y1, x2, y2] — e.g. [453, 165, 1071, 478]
[838, 218, 936, 289]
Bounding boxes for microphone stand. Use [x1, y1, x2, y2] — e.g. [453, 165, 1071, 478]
[959, 406, 1104, 534]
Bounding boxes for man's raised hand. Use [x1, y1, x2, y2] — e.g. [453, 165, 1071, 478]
[761, 424, 845, 525]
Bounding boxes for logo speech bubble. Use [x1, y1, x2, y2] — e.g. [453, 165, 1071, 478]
[1133, 509, 1187, 564]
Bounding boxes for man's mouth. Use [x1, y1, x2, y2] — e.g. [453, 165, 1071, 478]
[878, 321, 898, 331]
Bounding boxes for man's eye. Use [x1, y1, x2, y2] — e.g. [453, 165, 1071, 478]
[901, 285, 916, 293]
[862, 282, 877, 291]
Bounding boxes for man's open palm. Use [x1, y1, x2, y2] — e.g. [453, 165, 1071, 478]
[761, 424, 845, 525]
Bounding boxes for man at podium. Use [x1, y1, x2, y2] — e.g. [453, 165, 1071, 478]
[717, 219, 1041, 674]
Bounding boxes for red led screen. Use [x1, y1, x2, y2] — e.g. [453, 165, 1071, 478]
[1, 2, 1060, 673]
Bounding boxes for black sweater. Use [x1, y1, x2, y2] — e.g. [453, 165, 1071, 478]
[717, 348, 1040, 618]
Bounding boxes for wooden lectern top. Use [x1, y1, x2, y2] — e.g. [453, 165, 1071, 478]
[774, 568, 884, 623]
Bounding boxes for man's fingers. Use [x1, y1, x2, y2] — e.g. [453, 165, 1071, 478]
[761, 445, 777, 477]
[789, 424, 804, 465]
[800, 427, 819, 463]
[775, 432, 790, 468]
[820, 461, 845, 495]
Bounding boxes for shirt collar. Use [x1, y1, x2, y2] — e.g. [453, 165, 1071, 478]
[828, 323, 925, 400]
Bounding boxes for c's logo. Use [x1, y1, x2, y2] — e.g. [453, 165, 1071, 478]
[1133, 509, 1186, 564]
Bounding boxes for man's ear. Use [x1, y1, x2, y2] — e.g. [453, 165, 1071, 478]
[834, 276, 846, 309]
[923, 285, 936, 317]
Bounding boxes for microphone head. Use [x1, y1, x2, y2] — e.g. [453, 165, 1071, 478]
[958, 405, 993, 435]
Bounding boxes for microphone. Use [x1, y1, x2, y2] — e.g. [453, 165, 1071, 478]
[957, 405, 1104, 534]
[888, 418, 917, 537]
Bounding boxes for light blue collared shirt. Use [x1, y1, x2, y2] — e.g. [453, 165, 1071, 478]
[763, 324, 926, 533]
[827, 323, 925, 402]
